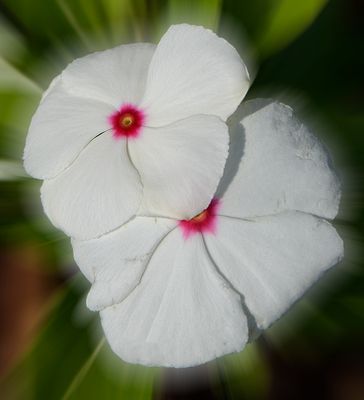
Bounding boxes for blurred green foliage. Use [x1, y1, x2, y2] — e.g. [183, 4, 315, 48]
[0, 0, 363, 399]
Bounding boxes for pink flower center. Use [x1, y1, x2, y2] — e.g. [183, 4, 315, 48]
[179, 198, 220, 239]
[108, 104, 144, 139]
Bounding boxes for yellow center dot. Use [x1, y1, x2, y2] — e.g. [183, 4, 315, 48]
[192, 209, 208, 223]
[120, 114, 134, 128]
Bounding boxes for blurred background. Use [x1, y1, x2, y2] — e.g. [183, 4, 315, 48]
[0, 0, 363, 399]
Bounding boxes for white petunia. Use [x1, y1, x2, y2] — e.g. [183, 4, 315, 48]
[23, 24, 250, 240]
[72, 100, 344, 368]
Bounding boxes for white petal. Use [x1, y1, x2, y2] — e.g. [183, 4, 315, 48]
[24, 85, 114, 179]
[141, 24, 250, 126]
[61, 43, 155, 107]
[71, 217, 176, 311]
[128, 115, 229, 219]
[218, 100, 341, 220]
[205, 211, 343, 329]
[41, 132, 141, 240]
[100, 230, 248, 368]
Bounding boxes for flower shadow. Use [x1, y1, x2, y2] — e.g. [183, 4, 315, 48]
[216, 98, 274, 198]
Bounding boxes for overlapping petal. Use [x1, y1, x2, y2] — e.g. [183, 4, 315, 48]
[99, 230, 248, 367]
[217, 100, 341, 220]
[204, 211, 343, 329]
[140, 24, 250, 126]
[24, 85, 114, 179]
[72, 217, 176, 311]
[129, 114, 229, 219]
[41, 133, 142, 240]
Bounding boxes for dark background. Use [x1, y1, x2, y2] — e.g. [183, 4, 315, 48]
[0, 0, 363, 399]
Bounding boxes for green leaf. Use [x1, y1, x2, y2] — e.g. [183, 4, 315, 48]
[0, 58, 42, 95]
[0, 280, 157, 400]
[255, 0, 328, 56]
[152, 0, 222, 40]
[222, 0, 328, 58]
[167, 0, 221, 29]
[217, 343, 270, 399]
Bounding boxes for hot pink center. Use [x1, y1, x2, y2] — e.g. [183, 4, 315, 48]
[108, 104, 145, 139]
[179, 198, 220, 239]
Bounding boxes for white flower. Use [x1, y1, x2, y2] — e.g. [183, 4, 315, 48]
[23, 24, 250, 240]
[72, 100, 344, 368]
